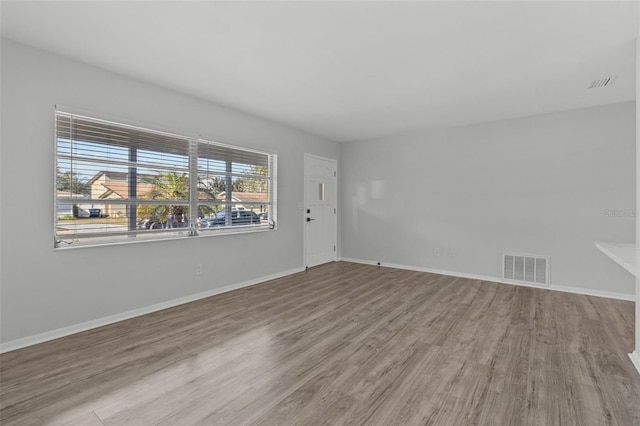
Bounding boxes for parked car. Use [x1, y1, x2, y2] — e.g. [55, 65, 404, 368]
[209, 210, 261, 226]
[139, 218, 165, 229]
[258, 212, 269, 221]
[88, 208, 109, 218]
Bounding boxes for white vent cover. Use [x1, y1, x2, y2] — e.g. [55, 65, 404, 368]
[503, 253, 549, 285]
[588, 76, 617, 89]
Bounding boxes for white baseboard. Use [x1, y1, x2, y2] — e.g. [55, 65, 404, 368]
[2, 260, 634, 354]
[339, 257, 635, 301]
[630, 351, 640, 376]
[0, 266, 305, 354]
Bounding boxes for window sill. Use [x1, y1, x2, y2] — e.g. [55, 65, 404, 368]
[55, 226, 275, 250]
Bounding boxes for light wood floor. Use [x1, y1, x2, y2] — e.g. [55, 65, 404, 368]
[1, 262, 639, 425]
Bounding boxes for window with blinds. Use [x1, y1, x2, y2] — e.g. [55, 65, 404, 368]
[55, 111, 277, 248]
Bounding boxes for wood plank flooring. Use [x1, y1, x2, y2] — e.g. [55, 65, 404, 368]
[1, 261, 638, 425]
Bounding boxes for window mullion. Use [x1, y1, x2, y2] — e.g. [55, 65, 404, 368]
[270, 155, 277, 228]
[128, 147, 137, 233]
[188, 139, 199, 236]
[225, 159, 233, 226]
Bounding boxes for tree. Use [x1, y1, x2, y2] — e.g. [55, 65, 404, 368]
[198, 176, 224, 214]
[56, 168, 91, 194]
[203, 176, 226, 195]
[137, 172, 216, 225]
[232, 165, 268, 193]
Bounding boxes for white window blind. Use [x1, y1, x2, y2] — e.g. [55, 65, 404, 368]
[55, 111, 277, 248]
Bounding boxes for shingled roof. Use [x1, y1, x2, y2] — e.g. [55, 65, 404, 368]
[99, 182, 153, 199]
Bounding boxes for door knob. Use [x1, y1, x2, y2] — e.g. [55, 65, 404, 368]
[306, 217, 315, 222]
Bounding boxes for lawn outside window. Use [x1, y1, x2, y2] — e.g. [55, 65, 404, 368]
[55, 110, 277, 248]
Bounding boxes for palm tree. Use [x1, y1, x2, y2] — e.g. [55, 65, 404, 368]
[137, 172, 216, 227]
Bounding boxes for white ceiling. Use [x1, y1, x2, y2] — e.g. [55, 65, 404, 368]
[1, 1, 638, 142]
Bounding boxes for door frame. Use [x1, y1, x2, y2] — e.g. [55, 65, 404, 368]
[303, 153, 338, 268]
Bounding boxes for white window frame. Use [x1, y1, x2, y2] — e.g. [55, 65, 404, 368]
[54, 110, 277, 249]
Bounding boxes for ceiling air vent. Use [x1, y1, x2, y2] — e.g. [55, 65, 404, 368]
[503, 253, 550, 286]
[588, 76, 617, 89]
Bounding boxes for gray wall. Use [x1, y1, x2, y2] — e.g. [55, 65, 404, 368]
[340, 102, 636, 296]
[0, 39, 339, 344]
[1, 38, 635, 348]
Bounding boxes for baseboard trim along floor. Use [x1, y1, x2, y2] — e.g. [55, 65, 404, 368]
[2, 259, 634, 354]
[339, 257, 635, 302]
[0, 266, 305, 354]
[1, 261, 637, 424]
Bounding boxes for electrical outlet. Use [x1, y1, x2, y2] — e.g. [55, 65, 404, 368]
[434, 248, 441, 256]
[195, 263, 203, 276]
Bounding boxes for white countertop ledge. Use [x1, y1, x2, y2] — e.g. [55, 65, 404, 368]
[594, 242, 639, 279]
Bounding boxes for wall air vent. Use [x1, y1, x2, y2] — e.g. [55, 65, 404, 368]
[588, 76, 617, 89]
[502, 253, 550, 286]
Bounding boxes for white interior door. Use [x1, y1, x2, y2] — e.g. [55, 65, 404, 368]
[304, 154, 337, 268]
